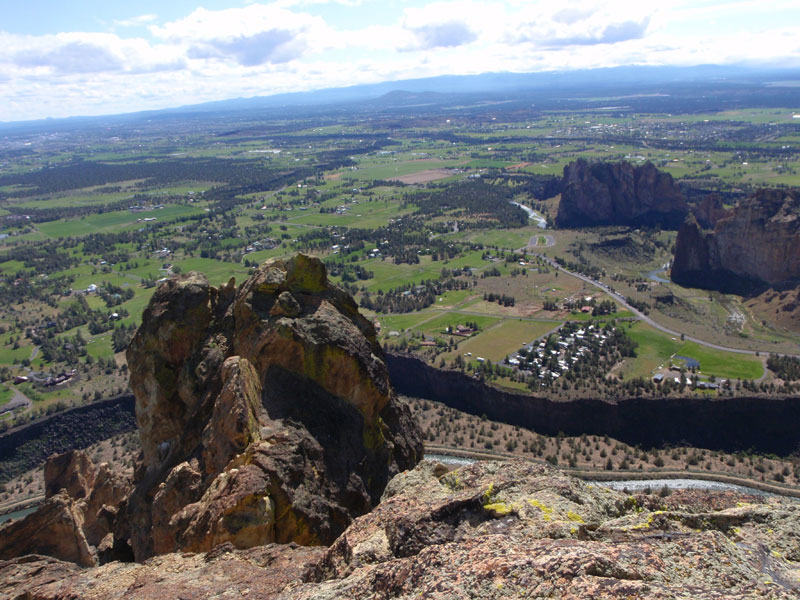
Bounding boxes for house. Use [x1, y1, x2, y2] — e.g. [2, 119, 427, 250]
[581, 306, 593, 313]
[653, 374, 664, 383]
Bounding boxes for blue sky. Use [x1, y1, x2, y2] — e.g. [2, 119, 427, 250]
[2, 0, 799, 122]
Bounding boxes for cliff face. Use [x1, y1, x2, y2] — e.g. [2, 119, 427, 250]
[672, 189, 800, 290]
[693, 192, 732, 228]
[386, 353, 800, 455]
[122, 254, 422, 560]
[556, 159, 688, 228]
[3, 460, 799, 599]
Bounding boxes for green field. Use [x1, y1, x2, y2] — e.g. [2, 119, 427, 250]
[0, 385, 13, 408]
[172, 258, 249, 286]
[37, 204, 204, 238]
[362, 250, 486, 292]
[373, 311, 438, 334]
[440, 319, 561, 363]
[344, 159, 463, 181]
[625, 323, 764, 380]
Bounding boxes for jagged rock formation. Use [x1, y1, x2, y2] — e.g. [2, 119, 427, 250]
[0, 450, 131, 567]
[556, 159, 688, 228]
[672, 188, 800, 291]
[693, 192, 732, 228]
[2, 460, 798, 599]
[122, 254, 422, 560]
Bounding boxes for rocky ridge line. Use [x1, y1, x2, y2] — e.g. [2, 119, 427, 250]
[672, 188, 800, 291]
[556, 159, 689, 228]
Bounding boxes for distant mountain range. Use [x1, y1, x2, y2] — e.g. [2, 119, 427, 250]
[2, 64, 799, 133]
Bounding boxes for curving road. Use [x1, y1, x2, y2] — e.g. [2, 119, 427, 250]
[521, 243, 800, 360]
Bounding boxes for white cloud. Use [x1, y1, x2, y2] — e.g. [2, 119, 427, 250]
[149, 5, 338, 64]
[0, 0, 799, 121]
[114, 14, 158, 28]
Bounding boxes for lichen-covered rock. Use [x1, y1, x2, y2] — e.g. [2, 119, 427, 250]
[2, 460, 799, 599]
[0, 543, 325, 600]
[556, 159, 688, 228]
[123, 255, 423, 560]
[672, 188, 800, 290]
[292, 460, 800, 599]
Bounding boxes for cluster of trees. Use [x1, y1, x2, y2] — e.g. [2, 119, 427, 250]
[327, 261, 373, 282]
[591, 299, 617, 316]
[112, 323, 137, 353]
[39, 331, 87, 364]
[360, 276, 473, 314]
[553, 255, 605, 280]
[624, 296, 651, 315]
[483, 292, 515, 307]
[98, 283, 135, 307]
[409, 180, 529, 228]
[766, 354, 800, 381]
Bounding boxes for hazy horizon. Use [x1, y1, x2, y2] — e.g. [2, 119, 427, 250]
[3, 0, 800, 122]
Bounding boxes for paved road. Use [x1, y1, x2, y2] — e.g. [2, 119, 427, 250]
[528, 235, 555, 248]
[0, 387, 32, 416]
[521, 244, 800, 360]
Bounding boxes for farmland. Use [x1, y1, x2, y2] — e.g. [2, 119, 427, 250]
[0, 76, 799, 433]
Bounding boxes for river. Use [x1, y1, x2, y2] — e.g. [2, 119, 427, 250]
[424, 455, 795, 499]
[510, 202, 547, 228]
[0, 505, 37, 524]
[644, 263, 671, 283]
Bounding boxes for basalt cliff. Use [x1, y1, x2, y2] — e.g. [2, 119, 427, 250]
[2, 255, 799, 599]
[672, 188, 800, 292]
[556, 159, 689, 228]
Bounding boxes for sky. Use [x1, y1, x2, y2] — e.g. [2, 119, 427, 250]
[1, 0, 799, 122]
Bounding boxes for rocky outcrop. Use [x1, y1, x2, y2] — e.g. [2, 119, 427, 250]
[123, 254, 422, 560]
[556, 159, 688, 228]
[0, 491, 95, 567]
[693, 192, 732, 228]
[0, 450, 130, 567]
[4, 460, 798, 599]
[672, 188, 800, 291]
[0, 544, 325, 600]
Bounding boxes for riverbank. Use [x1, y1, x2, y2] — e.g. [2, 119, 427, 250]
[425, 444, 800, 499]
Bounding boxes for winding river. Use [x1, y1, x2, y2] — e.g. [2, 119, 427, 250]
[424, 455, 795, 499]
[511, 201, 548, 228]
